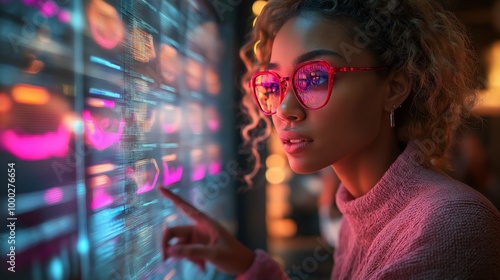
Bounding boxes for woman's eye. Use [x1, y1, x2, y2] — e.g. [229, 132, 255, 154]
[310, 72, 328, 85]
[256, 81, 279, 94]
[296, 72, 328, 89]
[265, 83, 279, 93]
[311, 76, 321, 85]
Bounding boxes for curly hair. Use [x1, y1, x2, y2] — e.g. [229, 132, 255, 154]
[239, 0, 479, 184]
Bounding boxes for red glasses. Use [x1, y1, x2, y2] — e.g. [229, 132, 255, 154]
[249, 60, 386, 115]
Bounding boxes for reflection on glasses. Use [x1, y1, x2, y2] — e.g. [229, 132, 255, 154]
[250, 60, 386, 115]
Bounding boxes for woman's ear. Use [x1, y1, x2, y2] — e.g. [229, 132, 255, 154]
[383, 70, 411, 111]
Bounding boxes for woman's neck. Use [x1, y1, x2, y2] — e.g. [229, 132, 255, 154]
[332, 131, 403, 198]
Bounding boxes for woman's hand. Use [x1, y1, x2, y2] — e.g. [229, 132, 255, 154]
[158, 187, 256, 275]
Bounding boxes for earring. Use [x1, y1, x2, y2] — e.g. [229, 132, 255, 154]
[390, 106, 396, 128]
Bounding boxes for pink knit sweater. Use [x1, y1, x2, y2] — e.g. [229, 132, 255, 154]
[237, 141, 500, 279]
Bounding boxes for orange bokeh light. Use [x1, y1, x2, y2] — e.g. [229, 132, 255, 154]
[0, 93, 12, 113]
[12, 84, 50, 105]
[87, 163, 115, 175]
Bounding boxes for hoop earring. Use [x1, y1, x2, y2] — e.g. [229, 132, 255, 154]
[390, 107, 396, 128]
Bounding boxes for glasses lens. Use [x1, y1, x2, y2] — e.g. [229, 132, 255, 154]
[294, 63, 330, 109]
[253, 73, 280, 114]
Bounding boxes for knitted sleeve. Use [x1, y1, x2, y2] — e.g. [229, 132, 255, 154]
[236, 249, 289, 280]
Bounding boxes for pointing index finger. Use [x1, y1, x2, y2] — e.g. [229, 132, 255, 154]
[158, 187, 207, 222]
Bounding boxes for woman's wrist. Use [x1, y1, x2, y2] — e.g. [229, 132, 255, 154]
[236, 246, 256, 275]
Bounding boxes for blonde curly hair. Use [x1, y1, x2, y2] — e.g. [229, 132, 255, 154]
[239, 0, 479, 184]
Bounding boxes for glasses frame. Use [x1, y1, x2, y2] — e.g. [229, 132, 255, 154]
[249, 60, 386, 115]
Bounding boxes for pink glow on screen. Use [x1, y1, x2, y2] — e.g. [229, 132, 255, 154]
[135, 163, 160, 195]
[91, 188, 113, 210]
[191, 163, 206, 182]
[208, 119, 220, 132]
[161, 124, 178, 134]
[163, 162, 183, 186]
[40, 1, 58, 17]
[83, 110, 124, 151]
[44, 187, 63, 205]
[22, 0, 37, 6]
[133, 159, 160, 195]
[136, 174, 159, 194]
[86, 97, 115, 108]
[0, 123, 70, 160]
[208, 160, 222, 175]
[207, 107, 220, 132]
[160, 106, 181, 134]
[87, 0, 125, 50]
[58, 9, 71, 23]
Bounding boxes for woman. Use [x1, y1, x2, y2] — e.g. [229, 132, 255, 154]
[159, 0, 500, 278]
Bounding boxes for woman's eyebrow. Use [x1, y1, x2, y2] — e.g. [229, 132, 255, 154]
[267, 49, 345, 71]
[293, 49, 345, 65]
[266, 62, 279, 71]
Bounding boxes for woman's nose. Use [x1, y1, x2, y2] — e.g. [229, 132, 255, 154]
[275, 82, 306, 122]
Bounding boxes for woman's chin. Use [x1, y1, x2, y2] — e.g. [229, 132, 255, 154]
[287, 157, 326, 174]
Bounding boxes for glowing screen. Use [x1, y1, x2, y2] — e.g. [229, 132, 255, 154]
[0, 0, 236, 279]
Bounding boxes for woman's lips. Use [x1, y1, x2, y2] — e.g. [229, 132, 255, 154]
[279, 131, 313, 155]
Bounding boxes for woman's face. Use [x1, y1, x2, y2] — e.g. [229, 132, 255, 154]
[270, 15, 390, 173]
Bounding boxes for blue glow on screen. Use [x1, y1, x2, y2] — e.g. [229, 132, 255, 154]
[49, 257, 64, 280]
